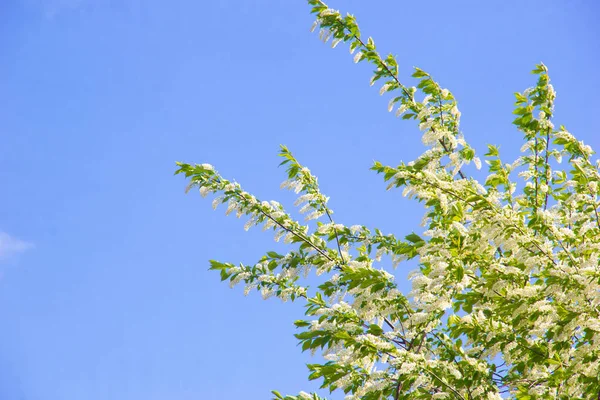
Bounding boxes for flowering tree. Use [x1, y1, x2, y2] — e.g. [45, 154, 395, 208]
[175, 1, 600, 398]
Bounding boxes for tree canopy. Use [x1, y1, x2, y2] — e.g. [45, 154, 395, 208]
[176, 1, 600, 398]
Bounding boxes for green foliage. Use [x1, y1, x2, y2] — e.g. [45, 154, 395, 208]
[175, 1, 600, 399]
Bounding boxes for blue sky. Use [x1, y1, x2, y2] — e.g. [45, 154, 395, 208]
[1, 0, 599, 399]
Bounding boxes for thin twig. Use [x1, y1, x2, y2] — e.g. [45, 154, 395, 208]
[324, 207, 345, 264]
[333, 18, 468, 181]
[237, 192, 337, 264]
[543, 129, 551, 211]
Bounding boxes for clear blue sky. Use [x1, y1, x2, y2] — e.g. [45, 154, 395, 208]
[1, 0, 598, 399]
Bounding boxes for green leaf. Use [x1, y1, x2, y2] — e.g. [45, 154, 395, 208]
[208, 260, 224, 270]
[367, 324, 384, 335]
[411, 68, 428, 78]
[455, 265, 464, 281]
[485, 144, 499, 157]
[514, 92, 527, 104]
[405, 233, 423, 243]
[294, 320, 310, 328]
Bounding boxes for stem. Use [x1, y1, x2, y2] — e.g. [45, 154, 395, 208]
[237, 191, 338, 265]
[425, 369, 466, 400]
[430, 332, 474, 399]
[394, 378, 403, 400]
[434, 79, 466, 180]
[336, 20, 468, 180]
[534, 137, 539, 216]
[543, 129, 551, 211]
[324, 207, 346, 264]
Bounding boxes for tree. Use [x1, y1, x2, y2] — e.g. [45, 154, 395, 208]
[175, 1, 600, 398]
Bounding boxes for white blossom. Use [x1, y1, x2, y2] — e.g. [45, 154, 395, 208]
[395, 103, 408, 117]
[179, 13, 600, 399]
[379, 83, 391, 95]
[199, 186, 210, 197]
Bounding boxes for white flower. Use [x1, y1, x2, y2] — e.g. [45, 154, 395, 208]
[421, 128, 442, 145]
[305, 211, 321, 221]
[318, 28, 326, 41]
[319, 8, 338, 16]
[298, 392, 312, 400]
[417, 108, 430, 120]
[200, 163, 214, 171]
[199, 186, 210, 198]
[439, 193, 448, 211]
[388, 98, 396, 112]
[520, 141, 532, 153]
[450, 105, 461, 118]
[419, 120, 433, 131]
[350, 225, 362, 233]
[295, 194, 315, 206]
[320, 30, 332, 43]
[395, 104, 408, 117]
[274, 230, 285, 242]
[451, 221, 468, 235]
[375, 247, 384, 261]
[225, 201, 237, 216]
[244, 218, 254, 231]
[299, 203, 311, 214]
[260, 287, 274, 300]
[317, 223, 332, 234]
[379, 83, 391, 95]
[283, 232, 295, 244]
[243, 285, 255, 296]
[398, 361, 416, 374]
[353, 51, 363, 63]
[555, 152, 563, 163]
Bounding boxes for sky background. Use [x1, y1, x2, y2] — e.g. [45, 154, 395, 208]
[1, 0, 599, 399]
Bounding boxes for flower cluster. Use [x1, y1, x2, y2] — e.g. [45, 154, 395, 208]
[175, 1, 600, 399]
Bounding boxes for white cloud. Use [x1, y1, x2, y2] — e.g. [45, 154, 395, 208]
[0, 232, 34, 261]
